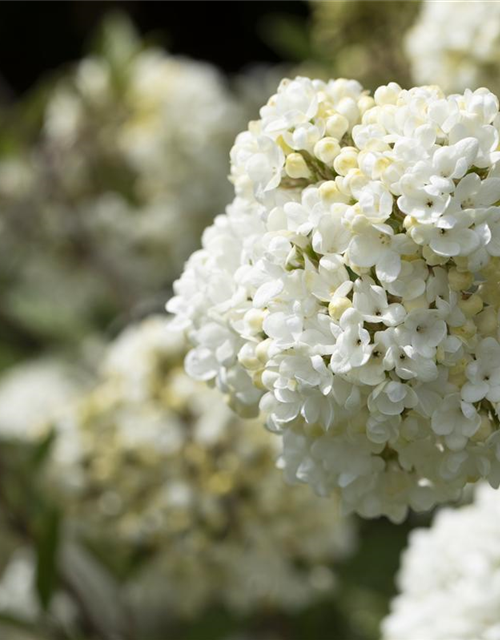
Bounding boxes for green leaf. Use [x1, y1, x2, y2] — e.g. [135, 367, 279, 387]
[35, 507, 61, 611]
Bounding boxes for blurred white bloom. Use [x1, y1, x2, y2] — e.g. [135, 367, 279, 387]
[169, 76, 500, 521]
[47, 317, 355, 619]
[406, 1, 500, 93]
[0, 550, 39, 621]
[0, 17, 281, 342]
[0, 359, 83, 441]
[383, 484, 500, 640]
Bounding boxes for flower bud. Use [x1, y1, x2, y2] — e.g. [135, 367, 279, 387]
[458, 294, 483, 317]
[314, 137, 341, 164]
[448, 267, 474, 292]
[328, 297, 352, 319]
[285, 153, 311, 179]
[374, 82, 402, 105]
[475, 307, 498, 336]
[326, 113, 349, 139]
[333, 147, 358, 176]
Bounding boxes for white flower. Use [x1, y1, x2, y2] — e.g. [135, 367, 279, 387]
[353, 277, 406, 326]
[329, 309, 372, 374]
[410, 213, 480, 258]
[462, 337, 500, 403]
[431, 394, 481, 451]
[368, 381, 418, 417]
[401, 309, 448, 358]
[382, 484, 500, 640]
[170, 75, 500, 521]
[347, 224, 407, 283]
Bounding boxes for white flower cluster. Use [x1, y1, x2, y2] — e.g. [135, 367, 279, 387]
[40, 45, 241, 290]
[47, 317, 354, 618]
[406, 1, 500, 94]
[0, 17, 252, 341]
[169, 75, 500, 521]
[0, 359, 84, 442]
[383, 484, 500, 640]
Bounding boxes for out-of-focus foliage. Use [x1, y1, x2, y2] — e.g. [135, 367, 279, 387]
[309, 0, 420, 89]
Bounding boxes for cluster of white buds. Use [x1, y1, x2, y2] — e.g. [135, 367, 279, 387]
[169, 76, 500, 521]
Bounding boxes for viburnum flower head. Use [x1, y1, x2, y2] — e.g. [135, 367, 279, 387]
[168, 75, 500, 522]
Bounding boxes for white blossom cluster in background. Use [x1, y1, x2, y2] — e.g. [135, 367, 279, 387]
[45, 317, 354, 620]
[383, 484, 500, 640]
[0, 17, 252, 340]
[41, 51, 240, 285]
[406, 1, 500, 94]
[169, 75, 500, 521]
[0, 359, 85, 442]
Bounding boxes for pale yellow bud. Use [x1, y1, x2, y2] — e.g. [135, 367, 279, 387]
[454, 256, 469, 270]
[448, 358, 468, 376]
[372, 156, 392, 179]
[285, 153, 311, 179]
[404, 294, 428, 312]
[458, 294, 483, 317]
[326, 113, 349, 140]
[328, 296, 352, 319]
[358, 95, 375, 115]
[482, 257, 500, 278]
[238, 344, 260, 371]
[374, 82, 402, 105]
[471, 415, 493, 442]
[243, 308, 266, 334]
[276, 135, 293, 154]
[256, 338, 273, 364]
[314, 137, 341, 164]
[448, 267, 474, 292]
[448, 371, 467, 387]
[475, 307, 498, 336]
[403, 215, 416, 230]
[362, 106, 381, 126]
[451, 319, 477, 340]
[251, 370, 267, 391]
[319, 180, 343, 205]
[337, 97, 359, 126]
[333, 147, 358, 176]
[343, 169, 368, 195]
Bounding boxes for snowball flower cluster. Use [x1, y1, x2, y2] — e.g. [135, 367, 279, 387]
[169, 75, 500, 521]
[383, 484, 500, 640]
[406, 1, 500, 94]
[46, 317, 354, 617]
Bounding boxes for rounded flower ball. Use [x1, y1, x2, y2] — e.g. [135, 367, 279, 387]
[47, 317, 354, 618]
[169, 76, 500, 522]
[382, 484, 500, 640]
